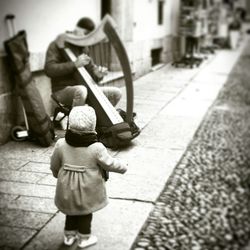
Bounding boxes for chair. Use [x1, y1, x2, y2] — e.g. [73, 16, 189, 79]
[51, 93, 71, 125]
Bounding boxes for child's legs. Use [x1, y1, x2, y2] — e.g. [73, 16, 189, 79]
[65, 215, 78, 232]
[77, 213, 93, 235]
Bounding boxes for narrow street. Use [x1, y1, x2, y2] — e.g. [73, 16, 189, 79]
[0, 35, 249, 249]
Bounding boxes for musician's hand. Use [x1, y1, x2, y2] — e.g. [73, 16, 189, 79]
[99, 66, 108, 76]
[94, 66, 108, 79]
[74, 54, 91, 68]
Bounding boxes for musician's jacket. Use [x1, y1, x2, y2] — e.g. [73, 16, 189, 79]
[44, 41, 103, 93]
[50, 138, 127, 215]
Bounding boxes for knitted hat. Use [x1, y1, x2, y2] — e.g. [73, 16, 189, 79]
[68, 106, 96, 133]
[76, 17, 95, 32]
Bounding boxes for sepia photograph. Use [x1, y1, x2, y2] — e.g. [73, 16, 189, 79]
[0, 0, 250, 249]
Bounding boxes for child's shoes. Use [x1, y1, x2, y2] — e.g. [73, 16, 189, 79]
[64, 230, 77, 246]
[77, 234, 97, 248]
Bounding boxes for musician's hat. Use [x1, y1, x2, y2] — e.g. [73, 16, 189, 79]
[68, 106, 96, 133]
[76, 17, 95, 32]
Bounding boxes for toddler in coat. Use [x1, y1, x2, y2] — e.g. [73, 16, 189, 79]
[50, 105, 127, 248]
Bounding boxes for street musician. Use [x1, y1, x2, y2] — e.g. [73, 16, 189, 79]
[44, 17, 122, 114]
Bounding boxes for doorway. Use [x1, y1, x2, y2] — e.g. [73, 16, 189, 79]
[101, 0, 112, 18]
[151, 48, 162, 66]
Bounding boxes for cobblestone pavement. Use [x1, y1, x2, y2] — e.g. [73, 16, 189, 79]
[131, 43, 250, 249]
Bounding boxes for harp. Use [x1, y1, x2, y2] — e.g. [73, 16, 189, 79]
[56, 15, 139, 147]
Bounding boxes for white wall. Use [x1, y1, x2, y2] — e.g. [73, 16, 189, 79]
[133, 0, 178, 41]
[0, 0, 101, 53]
[170, 0, 181, 36]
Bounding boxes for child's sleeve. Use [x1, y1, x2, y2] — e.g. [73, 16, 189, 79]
[96, 143, 127, 174]
[50, 142, 62, 178]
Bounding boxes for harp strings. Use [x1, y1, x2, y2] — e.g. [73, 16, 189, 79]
[87, 41, 114, 84]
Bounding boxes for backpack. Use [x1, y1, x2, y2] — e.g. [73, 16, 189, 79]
[97, 109, 140, 149]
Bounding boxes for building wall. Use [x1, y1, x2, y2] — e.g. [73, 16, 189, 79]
[245, 0, 250, 19]
[131, 0, 181, 77]
[0, 0, 181, 145]
[0, 0, 101, 53]
[0, 0, 101, 144]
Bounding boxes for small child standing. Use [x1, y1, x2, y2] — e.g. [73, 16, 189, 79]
[50, 106, 127, 248]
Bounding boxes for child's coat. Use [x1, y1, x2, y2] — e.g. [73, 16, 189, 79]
[51, 138, 127, 215]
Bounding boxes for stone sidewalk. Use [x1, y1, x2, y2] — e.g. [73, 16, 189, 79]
[0, 36, 248, 250]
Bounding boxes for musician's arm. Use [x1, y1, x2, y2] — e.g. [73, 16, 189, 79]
[44, 42, 76, 77]
[44, 42, 105, 83]
[85, 59, 105, 83]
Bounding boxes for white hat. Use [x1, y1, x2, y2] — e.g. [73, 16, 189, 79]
[68, 106, 96, 133]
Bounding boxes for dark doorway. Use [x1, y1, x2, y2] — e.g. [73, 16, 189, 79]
[151, 48, 162, 66]
[158, 0, 164, 25]
[101, 0, 111, 18]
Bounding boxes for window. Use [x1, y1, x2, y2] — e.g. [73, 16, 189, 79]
[151, 48, 162, 66]
[158, 0, 165, 25]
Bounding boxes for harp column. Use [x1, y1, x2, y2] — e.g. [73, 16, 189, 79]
[109, 0, 134, 71]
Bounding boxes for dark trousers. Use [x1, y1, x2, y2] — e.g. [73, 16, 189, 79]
[65, 213, 93, 234]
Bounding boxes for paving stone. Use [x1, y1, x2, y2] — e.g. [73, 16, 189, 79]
[161, 97, 212, 119]
[0, 144, 51, 163]
[0, 181, 55, 198]
[134, 88, 156, 99]
[37, 174, 56, 186]
[19, 162, 51, 174]
[134, 103, 163, 119]
[0, 141, 47, 159]
[150, 65, 200, 82]
[134, 97, 169, 107]
[177, 80, 225, 102]
[0, 169, 46, 183]
[0, 158, 28, 170]
[138, 74, 188, 86]
[25, 154, 51, 163]
[116, 146, 183, 179]
[139, 115, 200, 150]
[135, 88, 176, 103]
[133, 114, 155, 130]
[0, 226, 37, 249]
[0, 208, 52, 229]
[0, 196, 57, 213]
[158, 83, 188, 94]
[0, 193, 18, 207]
[135, 78, 188, 96]
[107, 173, 170, 202]
[42, 146, 55, 156]
[23, 199, 153, 250]
[135, 97, 167, 109]
[204, 49, 243, 75]
[192, 71, 229, 85]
